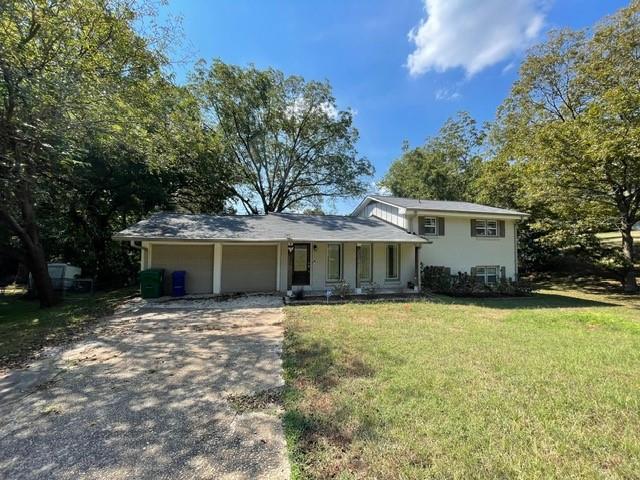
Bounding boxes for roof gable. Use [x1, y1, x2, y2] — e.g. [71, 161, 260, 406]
[352, 195, 528, 218]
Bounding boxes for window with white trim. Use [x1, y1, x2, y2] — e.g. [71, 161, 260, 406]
[327, 244, 342, 282]
[474, 266, 498, 285]
[475, 219, 498, 237]
[357, 244, 372, 282]
[386, 244, 399, 280]
[423, 217, 437, 235]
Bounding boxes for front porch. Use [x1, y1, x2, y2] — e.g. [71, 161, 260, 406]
[284, 241, 422, 296]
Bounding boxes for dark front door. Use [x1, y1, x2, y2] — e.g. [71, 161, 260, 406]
[292, 243, 311, 285]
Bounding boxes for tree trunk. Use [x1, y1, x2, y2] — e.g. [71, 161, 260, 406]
[28, 242, 57, 307]
[621, 225, 638, 293]
[0, 198, 57, 308]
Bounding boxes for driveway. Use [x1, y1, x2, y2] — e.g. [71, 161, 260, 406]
[0, 296, 289, 480]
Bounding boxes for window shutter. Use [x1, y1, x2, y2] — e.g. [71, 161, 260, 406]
[500, 266, 506, 279]
[470, 219, 476, 237]
[437, 217, 445, 236]
[418, 216, 425, 235]
[498, 220, 506, 237]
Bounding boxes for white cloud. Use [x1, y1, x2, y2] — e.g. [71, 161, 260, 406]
[502, 61, 516, 74]
[435, 88, 461, 101]
[406, 0, 546, 77]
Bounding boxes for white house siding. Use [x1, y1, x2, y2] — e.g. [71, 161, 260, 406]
[290, 241, 417, 294]
[408, 215, 518, 279]
[363, 201, 404, 228]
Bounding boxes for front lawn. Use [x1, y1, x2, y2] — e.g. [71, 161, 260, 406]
[283, 290, 640, 479]
[0, 289, 134, 369]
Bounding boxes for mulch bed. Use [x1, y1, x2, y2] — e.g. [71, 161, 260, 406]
[283, 293, 432, 306]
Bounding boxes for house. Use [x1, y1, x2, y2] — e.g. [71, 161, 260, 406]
[352, 195, 528, 283]
[113, 196, 528, 296]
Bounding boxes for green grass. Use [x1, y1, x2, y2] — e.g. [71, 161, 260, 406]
[596, 230, 640, 247]
[0, 288, 134, 368]
[283, 291, 640, 479]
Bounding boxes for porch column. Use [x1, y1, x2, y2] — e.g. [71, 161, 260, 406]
[415, 245, 421, 291]
[286, 243, 293, 293]
[213, 243, 222, 294]
[355, 244, 361, 289]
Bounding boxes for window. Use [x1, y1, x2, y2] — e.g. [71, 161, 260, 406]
[327, 244, 342, 281]
[423, 217, 437, 235]
[474, 266, 498, 285]
[357, 244, 372, 282]
[475, 219, 498, 237]
[386, 244, 399, 280]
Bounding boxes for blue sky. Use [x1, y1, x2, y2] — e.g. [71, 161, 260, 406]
[161, 0, 628, 214]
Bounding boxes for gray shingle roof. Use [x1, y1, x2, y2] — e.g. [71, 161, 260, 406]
[361, 195, 528, 217]
[114, 212, 425, 243]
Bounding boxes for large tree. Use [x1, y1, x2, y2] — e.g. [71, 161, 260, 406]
[381, 112, 483, 201]
[0, 0, 176, 305]
[191, 60, 374, 213]
[494, 2, 640, 292]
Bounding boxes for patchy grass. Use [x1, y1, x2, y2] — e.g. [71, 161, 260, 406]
[596, 230, 640, 247]
[0, 289, 135, 369]
[283, 290, 640, 479]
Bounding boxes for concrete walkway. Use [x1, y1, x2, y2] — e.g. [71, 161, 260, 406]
[0, 296, 289, 480]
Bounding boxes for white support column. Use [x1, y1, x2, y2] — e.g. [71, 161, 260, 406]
[276, 243, 281, 291]
[213, 243, 222, 294]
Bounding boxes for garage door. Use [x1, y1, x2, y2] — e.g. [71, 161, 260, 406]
[221, 245, 277, 293]
[151, 244, 213, 294]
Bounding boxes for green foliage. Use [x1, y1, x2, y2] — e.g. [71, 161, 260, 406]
[0, 1, 232, 292]
[420, 265, 452, 292]
[191, 60, 374, 213]
[421, 265, 532, 297]
[489, 2, 640, 291]
[381, 112, 483, 201]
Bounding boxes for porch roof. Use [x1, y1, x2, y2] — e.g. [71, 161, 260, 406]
[114, 212, 425, 243]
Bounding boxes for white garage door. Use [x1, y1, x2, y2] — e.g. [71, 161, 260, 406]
[221, 245, 277, 293]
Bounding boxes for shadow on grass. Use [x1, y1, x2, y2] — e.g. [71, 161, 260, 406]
[283, 327, 378, 478]
[430, 292, 618, 310]
[0, 289, 136, 369]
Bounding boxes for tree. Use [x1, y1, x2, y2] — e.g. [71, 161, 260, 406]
[381, 112, 484, 201]
[190, 60, 374, 213]
[495, 2, 640, 292]
[0, 0, 175, 305]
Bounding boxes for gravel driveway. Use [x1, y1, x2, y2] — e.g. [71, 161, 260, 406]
[0, 296, 289, 480]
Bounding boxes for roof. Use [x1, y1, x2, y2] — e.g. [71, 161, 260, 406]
[353, 195, 529, 217]
[113, 212, 425, 243]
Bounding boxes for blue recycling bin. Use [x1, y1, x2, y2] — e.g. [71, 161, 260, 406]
[171, 270, 186, 297]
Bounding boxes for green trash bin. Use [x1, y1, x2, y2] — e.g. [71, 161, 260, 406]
[140, 268, 165, 298]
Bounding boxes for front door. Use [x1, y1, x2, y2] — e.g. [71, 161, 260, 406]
[292, 243, 311, 285]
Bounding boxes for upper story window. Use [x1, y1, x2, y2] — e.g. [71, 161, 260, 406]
[423, 217, 437, 235]
[475, 219, 498, 237]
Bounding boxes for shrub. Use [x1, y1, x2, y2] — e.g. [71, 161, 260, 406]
[421, 265, 533, 297]
[332, 280, 351, 298]
[362, 282, 379, 296]
[421, 265, 452, 292]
